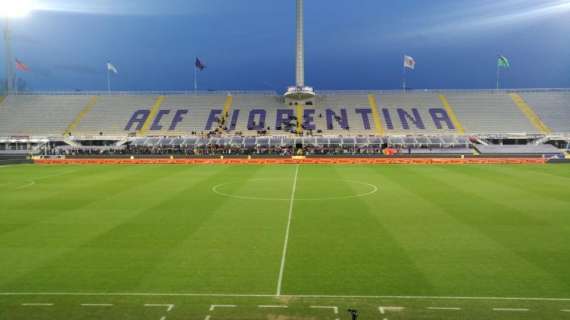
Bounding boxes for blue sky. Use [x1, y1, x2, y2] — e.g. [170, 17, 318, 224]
[3, 0, 570, 91]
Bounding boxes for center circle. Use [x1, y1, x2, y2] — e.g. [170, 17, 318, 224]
[212, 179, 378, 201]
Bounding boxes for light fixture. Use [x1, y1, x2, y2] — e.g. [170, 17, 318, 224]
[0, 0, 34, 18]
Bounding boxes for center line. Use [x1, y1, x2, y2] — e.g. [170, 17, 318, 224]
[276, 164, 300, 296]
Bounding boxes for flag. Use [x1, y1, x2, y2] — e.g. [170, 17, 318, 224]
[107, 62, 118, 74]
[404, 55, 416, 70]
[15, 59, 30, 72]
[195, 57, 206, 71]
[498, 55, 510, 69]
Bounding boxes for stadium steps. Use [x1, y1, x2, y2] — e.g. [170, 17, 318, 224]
[0, 95, 92, 136]
[138, 96, 166, 136]
[296, 102, 304, 134]
[518, 92, 570, 133]
[219, 94, 234, 132]
[367, 94, 385, 135]
[63, 96, 98, 136]
[438, 95, 465, 134]
[510, 93, 552, 135]
[446, 93, 537, 134]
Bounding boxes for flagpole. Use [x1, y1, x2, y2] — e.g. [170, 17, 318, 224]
[107, 68, 111, 93]
[194, 65, 198, 93]
[496, 63, 500, 90]
[402, 62, 407, 92]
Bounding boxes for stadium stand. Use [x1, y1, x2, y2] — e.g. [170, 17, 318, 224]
[445, 92, 539, 134]
[146, 94, 228, 135]
[375, 92, 461, 135]
[0, 95, 91, 136]
[475, 144, 563, 156]
[73, 95, 160, 136]
[230, 95, 286, 135]
[519, 91, 570, 133]
[0, 90, 568, 146]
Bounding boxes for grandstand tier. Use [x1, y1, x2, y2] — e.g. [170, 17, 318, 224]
[0, 90, 568, 138]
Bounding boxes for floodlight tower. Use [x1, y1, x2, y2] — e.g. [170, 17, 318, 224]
[1, 1, 32, 93]
[3, 19, 15, 93]
[284, 0, 315, 101]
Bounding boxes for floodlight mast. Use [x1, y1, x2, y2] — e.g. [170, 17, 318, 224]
[3, 19, 15, 93]
[285, 0, 315, 100]
[295, 0, 304, 88]
[1, 2, 32, 94]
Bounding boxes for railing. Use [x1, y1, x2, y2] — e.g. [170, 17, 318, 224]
[7, 90, 278, 96]
[4, 88, 570, 96]
[318, 88, 570, 95]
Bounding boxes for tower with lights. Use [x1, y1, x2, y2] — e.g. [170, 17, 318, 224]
[284, 0, 316, 102]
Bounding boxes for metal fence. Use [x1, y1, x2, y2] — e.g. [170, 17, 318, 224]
[4, 88, 570, 96]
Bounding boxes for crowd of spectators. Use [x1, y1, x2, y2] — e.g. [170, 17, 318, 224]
[46, 144, 390, 157]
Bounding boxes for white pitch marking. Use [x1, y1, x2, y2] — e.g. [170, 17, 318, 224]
[562, 309, 570, 312]
[22, 303, 53, 306]
[81, 303, 113, 307]
[160, 317, 166, 320]
[276, 164, 299, 296]
[378, 307, 387, 320]
[16, 181, 35, 190]
[144, 304, 175, 312]
[493, 308, 529, 312]
[204, 316, 211, 320]
[379, 305, 404, 320]
[311, 305, 339, 314]
[212, 179, 378, 202]
[427, 307, 461, 310]
[209, 304, 236, 311]
[379, 306, 404, 313]
[15, 170, 78, 190]
[3, 292, 570, 302]
[258, 305, 288, 308]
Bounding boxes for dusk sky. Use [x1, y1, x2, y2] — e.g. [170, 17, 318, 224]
[3, 0, 570, 92]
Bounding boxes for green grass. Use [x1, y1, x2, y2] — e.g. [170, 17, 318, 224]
[1, 164, 570, 319]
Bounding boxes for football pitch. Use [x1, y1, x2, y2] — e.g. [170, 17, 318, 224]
[1, 164, 570, 320]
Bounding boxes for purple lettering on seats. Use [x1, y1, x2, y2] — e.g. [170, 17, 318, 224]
[229, 109, 240, 131]
[125, 110, 150, 131]
[248, 109, 266, 130]
[355, 108, 372, 130]
[169, 109, 188, 131]
[398, 108, 425, 130]
[150, 110, 171, 131]
[326, 109, 349, 130]
[382, 109, 394, 130]
[276, 109, 294, 129]
[205, 109, 223, 131]
[303, 109, 316, 130]
[429, 108, 455, 130]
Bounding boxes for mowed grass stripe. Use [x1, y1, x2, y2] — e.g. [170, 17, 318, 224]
[0, 166, 237, 291]
[387, 165, 570, 297]
[0, 165, 166, 244]
[134, 165, 292, 293]
[356, 165, 534, 296]
[284, 165, 431, 295]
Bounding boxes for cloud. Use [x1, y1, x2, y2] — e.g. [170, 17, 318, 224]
[397, 0, 570, 39]
[31, 0, 212, 16]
